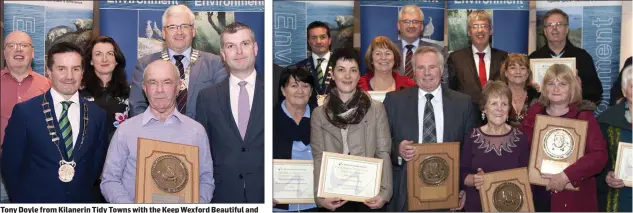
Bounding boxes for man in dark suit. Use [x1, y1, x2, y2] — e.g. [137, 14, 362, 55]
[396, 4, 447, 85]
[1, 42, 109, 202]
[384, 46, 477, 212]
[529, 8, 602, 104]
[130, 5, 227, 118]
[447, 10, 508, 122]
[294, 21, 333, 96]
[196, 22, 264, 203]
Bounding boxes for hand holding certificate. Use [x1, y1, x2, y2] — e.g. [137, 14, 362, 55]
[317, 152, 383, 202]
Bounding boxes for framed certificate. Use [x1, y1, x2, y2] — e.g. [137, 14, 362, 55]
[273, 159, 315, 203]
[368, 91, 388, 102]
[480, 167, 535, 212]
[317, 152, 383, 202]
[614, 142, 632, 187]
[528, 115, 587, 191]
[529, 58, 576, 88]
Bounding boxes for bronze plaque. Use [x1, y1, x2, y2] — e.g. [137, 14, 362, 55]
[480, 167, 534, 212]
[151, 155, 189, 193]
[419, 156, 449, 185]
[542, 128, 574, 160]
[492, 182, 523, 212]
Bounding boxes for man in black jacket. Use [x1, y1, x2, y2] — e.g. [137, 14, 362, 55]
[529, 8, 602, 104]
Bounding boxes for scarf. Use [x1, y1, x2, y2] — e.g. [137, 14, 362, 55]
[324, 88, 372, 129]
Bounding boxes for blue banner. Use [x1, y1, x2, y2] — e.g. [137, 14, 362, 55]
[447, 1, 529, 54]
[273, 1, 354, 67]
[100, 1, 265, 82]
[536, 3, 622, 115]
[360, 0, 445, 73]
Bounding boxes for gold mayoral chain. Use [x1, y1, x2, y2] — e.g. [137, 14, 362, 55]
[41, 95, 88, 183]
[161, 49, 200, 91]
[307, 61, 332, 106]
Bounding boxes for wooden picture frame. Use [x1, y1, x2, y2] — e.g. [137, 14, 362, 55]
[614, 142, 632, 187]
[407, 142, 460, 211]
[135, 138, 199, 203]
[273, 159, 315, 204]
[317, 152, 383, 202]
[529, 58, 576, 87]
[480, 167, 535, 212]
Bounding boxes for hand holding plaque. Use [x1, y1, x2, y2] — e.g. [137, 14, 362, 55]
[407, 142, 459, 211]
[479, 168, 535, 212]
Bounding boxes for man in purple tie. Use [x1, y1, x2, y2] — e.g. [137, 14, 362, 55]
[195, 22, 264, 203]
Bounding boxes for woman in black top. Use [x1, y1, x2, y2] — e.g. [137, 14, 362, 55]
[80, 36, 129, 141]
[499, 53, 540, 127]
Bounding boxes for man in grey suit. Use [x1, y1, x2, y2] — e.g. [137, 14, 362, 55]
[383, 46, 477, 212]
[397, 4, 447, 86]
[129, 5, 227, 118]
[195, 22, 264, 203]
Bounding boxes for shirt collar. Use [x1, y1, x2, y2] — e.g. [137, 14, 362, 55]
[229, 70, 257, 87]
[546, 41, 570, 58]
[168, 47, 192, 60]
[418, 85, 442, 100]
[141, 107, 184, 126]
[402, 39, 420, 49]
[472, 44, 490, 55]
[312, 51, 331, 61]
[50, 87, 81, 107]
[1, 67, 35, 80]
[281, 100, 311, 119]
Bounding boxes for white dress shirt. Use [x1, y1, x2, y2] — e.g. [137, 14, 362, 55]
[230, 71, 257, 128]
[418, 86, 444, 143]
[50, 88, 80, 147]
[472, 44, 491, 81]
[401, 39, 421, 69]
[311, 51, 331, 74]
[168, 47, 192, 71]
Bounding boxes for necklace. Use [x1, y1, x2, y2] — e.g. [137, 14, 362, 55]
[161, 49, 200, 91]
[41, 95, 88, 182]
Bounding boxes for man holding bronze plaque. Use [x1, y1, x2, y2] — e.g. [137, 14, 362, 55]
[383, 46, 477, 212]
[100, 60, 214, 203]
[520, 64, 607, 211]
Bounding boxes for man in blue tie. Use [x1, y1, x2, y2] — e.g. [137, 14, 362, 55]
[1, 42, 109, 202]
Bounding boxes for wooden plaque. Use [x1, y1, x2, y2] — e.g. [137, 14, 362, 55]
[407, 142, 460, 211]
[480, 167, 535, 212]
[614, 142, 632, 187]
[528, 115, 587, 191]
[135, 138, 199, 203]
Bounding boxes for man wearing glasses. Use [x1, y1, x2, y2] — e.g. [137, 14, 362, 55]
[0, 31, 51, 203]
[397, 4, 447, 85]
[529, 8, 602, 104]
[446, 10, 508, 124]
[130, 5, 227, 119]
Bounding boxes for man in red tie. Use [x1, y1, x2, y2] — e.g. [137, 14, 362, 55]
[446, 10, 508, 124]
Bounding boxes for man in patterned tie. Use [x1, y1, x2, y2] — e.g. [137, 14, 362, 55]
[195, 22, 264, 203]
[294, 21, 332, 106]
[446, 10, 508, 124]
[1, 42, 109, 202]
[130, 4, 227, 119]
[396, 4, 447, 85]
[383, 46, 477, 212]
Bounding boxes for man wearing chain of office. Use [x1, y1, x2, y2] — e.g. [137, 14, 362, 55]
[1, 42, 109, 202]
[294, 21, 333, 107]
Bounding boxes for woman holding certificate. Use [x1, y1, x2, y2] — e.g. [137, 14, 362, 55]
[459, 81, 531, 212]
[597, 64, 632, 212]
[311, 48, 392, 211]
[498, 53, 540, 127]
[520, 64, 608, 212]
[357, 36, 415, 92]
[273, 66, 320, 211]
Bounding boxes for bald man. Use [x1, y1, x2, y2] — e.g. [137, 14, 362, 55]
[100, 60, 214, 203]
[0, 31, 51, 203]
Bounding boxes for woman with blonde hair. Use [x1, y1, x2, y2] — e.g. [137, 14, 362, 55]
[358, 36, 415, 91]
[499, 53, 540, 126]
[520, 64, 607, 212]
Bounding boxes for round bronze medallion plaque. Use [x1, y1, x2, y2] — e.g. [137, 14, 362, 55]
[418, 156, 449, 185]
[542, 128, 574, 160]
[151, 155, 189, 193]
[493, 182, 524, 212]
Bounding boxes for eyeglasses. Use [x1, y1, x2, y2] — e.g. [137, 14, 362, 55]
[545, 22, 568, 29]
[5, 43, 32, 50]
[400, 19, 423, 25]
[164, 24, 193, 32]
[470, 24, 490, 30]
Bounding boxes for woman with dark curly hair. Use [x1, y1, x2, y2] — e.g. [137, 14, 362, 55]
[80, 36, 130, 141]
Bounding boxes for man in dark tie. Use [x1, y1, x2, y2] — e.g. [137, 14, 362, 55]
[195, 22, 264, 203]
[129, 4, 227, 118]
[294, 21, 333, 97]
[446, 10, 508, 123]
[384, 46, 477, 212]
[396, 4, 447, 85]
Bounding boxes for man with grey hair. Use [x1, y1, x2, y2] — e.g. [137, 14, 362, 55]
[446, 10, 508, 124]
[397, 4, 447, 84]
[130, 4, 227, 119]
[384, 46, 476, 212]
[195, 22, 264, 203]
[101, 60, 215, 203]
[529, 8, 602, 104]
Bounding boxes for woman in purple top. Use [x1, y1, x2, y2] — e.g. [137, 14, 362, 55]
[459, 81, 530, 212]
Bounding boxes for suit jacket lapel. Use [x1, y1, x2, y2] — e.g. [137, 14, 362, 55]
[187, 55, 203, 101]
[406, 88, 419, 143]
[465, 47, 483, 90]
[71, 97, 88, 161]
[244, 76, 264, 143]
[43, 91, 69, 161]
[218, 79, 243, 142]
[322, 120, 344, 151]
[490, 49, 502, 80]
[441, 87, 455, 141]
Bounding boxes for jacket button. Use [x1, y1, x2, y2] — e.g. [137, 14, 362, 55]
[239, 174, 243, 179]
